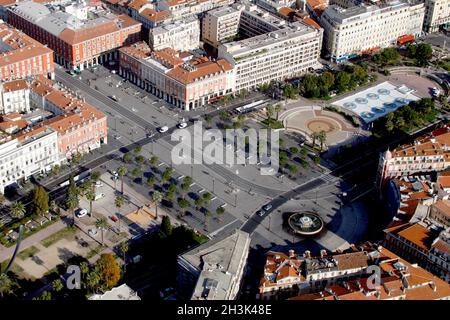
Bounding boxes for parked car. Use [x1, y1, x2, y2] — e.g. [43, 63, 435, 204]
[256, 210, 266, 217]
[177, 122, 187, 129]
[95, 181, 104, 188]
[76, 208, 88, 218]
[94, 193, 105, 201]
[158, 126, 169, 133]
[110, 95, 119, 102]
[263, 204, 273, 211]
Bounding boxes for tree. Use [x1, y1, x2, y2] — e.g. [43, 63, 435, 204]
[0, 193, 5, 207]
[178, 198, 190, 213]
[0, 274, 13, 298]
[52, 279, 64, 293]
[181, 176, 193, 193]
[131, 167, 141, 179]
[318, 130, 327, 151]
[408, 43, 433, 66]
[216, 206, 225, 222]
[95, 217, 108, 245]
[239, 88, 248, 99]
[162, 167, 174, 182]
[150, 156, 159, 166]
[152, 191, 163, 219]
[80, 262, 90, 277]
[86, 188, 96, 217]
[119, 241, 129, 273]
[311, 131, 320, 148]
[146, 175, 156, 188]
[115, 196, 124, 231]
[194, 197, 204, 210]
[66, 176, 79, 226]
[31, 186, 49, 217]
[204, 114, 213, 124]
[289, 147, 299, 154]
[135, 155, 145, 166]
[86, 269, 100, 293]
[288, 164, 298, 175]
[35, 291, 52, 300]
[116, 166, 127, 195]
[219, 111, 228, 121]
[134, 146, 142, 155]
[283, 84, 296, 100]
[160, 215, 173, 237]
[274, 104, 283, 120]
[204, 210, 212, 228]
[123, 152, 132, 163]
[335, 72, 351, 93]
[10, 201, 26, 219]
[96, 253, 121, 290]
[266, 105, 274, 120]
[90, 171, 101, 185]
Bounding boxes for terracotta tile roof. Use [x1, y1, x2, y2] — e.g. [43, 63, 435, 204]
[0, 0, 16, 6]
[2, 112, 21, 121]
[432, 239, 450, 255]
[432, 200, 450, 218]
[139, 8, 171, 22]
[15, 125, 49, 141]
[152, 48, 184, 67]
[278, 7, 295, 18]
[45, 106, 105, 134]
[0, 119, 27, 131]
[58, 15, 140, 45]
[167, 58, 232, 85]
[333, 251, 370, 270]
[306, 0, 327, 8]
[127, 0, 148, 11]
[302, 17, 321, 29]
[1, 79, 29, 92]
[394, 223, 436, 250]
[0, 23, 53, 68]
[30, 75, 56, 97]
[119, 41, 151, 59]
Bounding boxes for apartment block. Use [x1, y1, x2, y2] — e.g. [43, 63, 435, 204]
[119, 41, 234, 110]
[384, 222, 450, 283]
[0, 79, 30, 114]
[218, 20, 322, 92]
[202, 5, 243, 47]
[0, 126, 59, 193]
[289, 243, 450, 300]
[149, 16, 200, 51]
[259, 247, 373, 299]
[0, 21, 54, 81]
[423, 0, 450, 33]
[0, 75, 107, 193]
[376, 124, 450, 191]
[8, 1, 141, 71]
[177, 230, 250, 300]
[321, 0, 424, 62]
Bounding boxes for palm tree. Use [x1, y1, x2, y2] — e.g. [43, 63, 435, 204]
[318, 130, 327, 151]
[86, 188, 96, 217]
[0, 274, 13, 298]
[266, 105, 274, 120]
[152, 191, 163, 220]
[117, 166, 127, 195]
[95, 217, 108, 245]
[216, 207, 225, 223]
[10, 201, 26, 219]
[311, 131, 320, 148]
[119, 241, 129, 273]
[274, 104, 282, 120]
[115, 196, 124, 231]
[52, 279, 64, 292]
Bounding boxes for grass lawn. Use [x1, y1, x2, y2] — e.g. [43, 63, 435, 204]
[86, 244, 106, 259]
[40, 226, 77, 248]
[17, 246, 40, 260]
[261, 118, 284, 129]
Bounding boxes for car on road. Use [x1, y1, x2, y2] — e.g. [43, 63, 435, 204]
[111, 215, 119, 222]
[67, 70, 76, 76]
[256, 210, 266, 217]
[110, 95, 120, 102]
[76, 208, 88, 218]
[158, 126, 169, 133]
[177, 122, 187, 129]
[432, 87, 440, 97]
[114, 134, 121, 140]
[88, 228, 98, 237]
[262, 204, 273, 211]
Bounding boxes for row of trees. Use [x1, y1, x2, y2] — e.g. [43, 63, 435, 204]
[375, 98, 436, 135]
[298, 65, 370, 99]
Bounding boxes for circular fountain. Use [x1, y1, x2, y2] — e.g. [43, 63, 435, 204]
[288, 212, 324, 236]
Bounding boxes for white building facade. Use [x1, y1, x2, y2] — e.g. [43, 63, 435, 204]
[218, 21, 322, 92]
[149, 16, 200, 51]
[0, 128, 59, 193]
[0, 80, 31, 114]
[321, 0, 425, 62]
[202, 5, 243, 47]
[423, 0, 450, 33]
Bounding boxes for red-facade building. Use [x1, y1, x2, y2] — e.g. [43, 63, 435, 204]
[7, 1, 141, 71]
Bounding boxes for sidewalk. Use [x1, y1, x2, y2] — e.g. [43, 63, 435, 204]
[0, 218, 68, 263]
